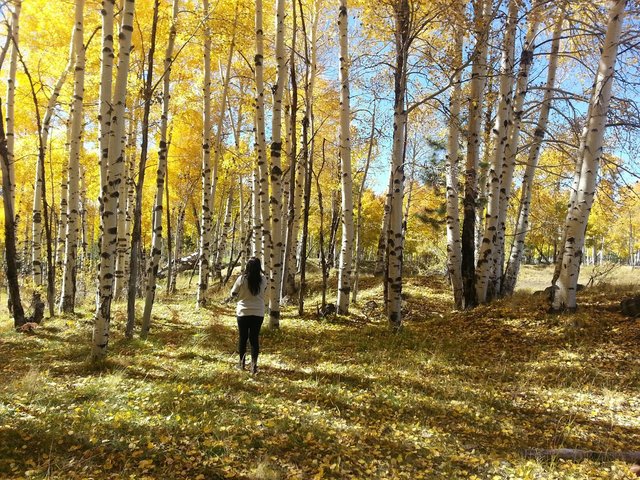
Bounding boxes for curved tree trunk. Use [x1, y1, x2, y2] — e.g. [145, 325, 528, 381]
[475, 0, 519, 304]
[552, 0, 626, 312]
[493, 0, 543, 296]
[502, 7, 564, 296]
[93, 0, 135, 360]
[60, 0, 85, 314]
[336, 0, 354, 314]
[141, 0, 179, 338]
[33, 26, 76, 288]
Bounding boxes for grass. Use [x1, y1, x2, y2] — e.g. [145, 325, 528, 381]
[0, 266, 639, 479]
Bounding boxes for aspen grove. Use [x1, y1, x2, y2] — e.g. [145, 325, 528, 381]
[1, 0, 640, 343]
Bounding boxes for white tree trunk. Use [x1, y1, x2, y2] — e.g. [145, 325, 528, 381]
[60, 0, 85, 313]
[336, 0, 354, 314]
[461, 0, 490, 309]
[5, 0, 21, 208]
[251, 163, 260, 258]
[214, 186, 233, 278]
[197, 0, 213, 308]
[268, 0, 288, 327]
[33, 27, 76, 287]
[93, 0, 135, 360]
[255, 0, 271, 275]
[553, 0, 626, 311]
[445, 3, 464, 310]
[352, 106, 376, 303]
[502, 7, 563, 295]
[141, 0, 179, 336]
[387, 0, 409, 329]
[475, 0, 519, 304]
[493, 0, 542, 295]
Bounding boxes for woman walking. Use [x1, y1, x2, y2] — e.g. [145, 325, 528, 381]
[230, 257, 268, 374]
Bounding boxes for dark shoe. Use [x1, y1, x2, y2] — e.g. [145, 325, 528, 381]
[250, 362, 258, 375]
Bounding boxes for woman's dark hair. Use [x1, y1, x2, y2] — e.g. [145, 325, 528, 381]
[245, 257, 263, 296]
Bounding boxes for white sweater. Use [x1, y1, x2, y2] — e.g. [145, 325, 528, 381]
[230, 274, 268, 317]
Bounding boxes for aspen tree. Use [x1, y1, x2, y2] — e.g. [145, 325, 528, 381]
[445, 0, 464, 310]
[197, 0, 214, 307]
[475, 0, 519, 304]
[5, 0, 20, 209]
[461, 0, 490, 309]
[298, 0, 312, 315]
[141, 0, 179, 338]
[127, 0, 159, 331]
[352, 105, 376, 303]
[60, 0, 86, 314]
[0, 104, 24, 326]
[251, 165, 260, 257]
[210, 2, 239, 280]
[493, 0, 543, 296]
[502, 7, 564, 296]
[269, 0, 288, 327]
[214, 186, 234, 278]
[281, 0, 299, 299]
[255, 0, 271, 273]
[93, 0, 135, 360]
[553, 0, 626, 312]
[32, 24, 77, 287]
[386, 0, 410, 329]
[336, 0, 354, 314]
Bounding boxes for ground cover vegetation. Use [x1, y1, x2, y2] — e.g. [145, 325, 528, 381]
[1, 267, 639, 479]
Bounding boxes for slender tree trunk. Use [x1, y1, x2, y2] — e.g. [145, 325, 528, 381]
[552, 0, 626, 312]
[251, 164, 260, 257]
[374, 172, 392, 277]
[353, 106, 376, 303]
[0, 103, 24, 326]
[475, 0, 519, 304]
[95, 0, 115, 313]
[197, 0, 213, 308]
[461, 0, 490, 309]
[445, 3, 464, 309]
[5, 0, 20, 209]
[126, 0, 158, 333]
[60, 0, 85, 313]
[268, 0, 288, 327]
[502, 7, 564, 295]
[33, 25, 76, 288]
[255, 0, 271, 279]
[209, 2, 238, 281]
[141, 0, 178, 338]
[315, 140, 329, 308]
[170, 202, 185, 293]
[93, 0, 135, 360]
[282, 1, 300, 299]
[165, 159, 172, 292]
[298, 0, 312, 316]
[336, 0, 354, 313]
[214, 186, 233, 281]
[386, 0, 410, 329]
[493, 0, 542, 297]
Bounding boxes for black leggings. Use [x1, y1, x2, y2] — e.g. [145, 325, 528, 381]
[237, 315, 264, 363]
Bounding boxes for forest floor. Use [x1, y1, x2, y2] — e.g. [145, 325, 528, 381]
[1, 266, 639, 479]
